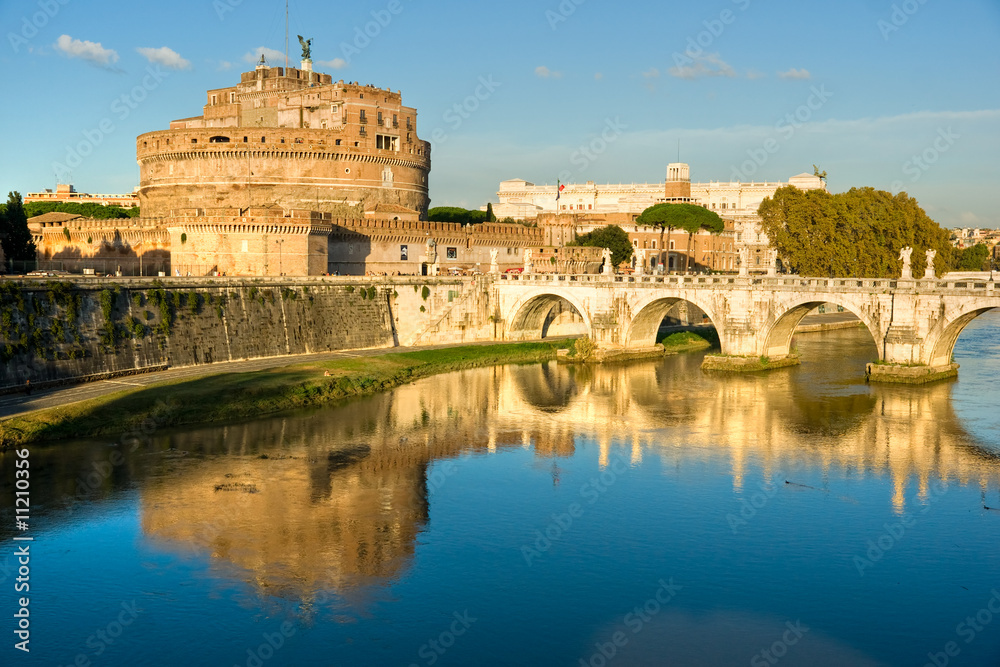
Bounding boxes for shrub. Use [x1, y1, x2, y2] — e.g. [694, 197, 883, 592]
[573, 336, 596, 360]
[421, 286, 430, 300]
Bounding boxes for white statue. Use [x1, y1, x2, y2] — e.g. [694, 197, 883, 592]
[601, 247, 613, 276]
[523, 248, 533, 274]
[489, 248, 499, 275]
[634, 248, 646, 276]
[899, 246, 913, 279]
[425, 237, 438, 264]
[738, 246, 749, 277]
[923, 249, 936, 280]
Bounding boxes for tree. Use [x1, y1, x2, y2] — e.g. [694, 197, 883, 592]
[569, 225, 633, 268]
[636, 203, 724, 272]
[485, 202, 497, 222]
[956, 243, 990, 271]
[0, 191, 36, 267]
[428, 206, 487, 225]
[758, 186, 954, 278]
[23, 201, 137, 220]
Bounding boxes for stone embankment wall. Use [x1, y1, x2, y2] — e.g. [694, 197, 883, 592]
[0, 277, 429, 389]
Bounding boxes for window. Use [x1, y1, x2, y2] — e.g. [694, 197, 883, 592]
[191, 138, 197, 144]
[669, 240, 675, 250]
[393, 114, 398, 127]
[377, 111, 383, 124]
[446, 247, 457, 259]
[243, 136, 248, 142]
[633, 240, 638, 247]
[400, 245, 408, 260]
[261, 136, 266, 142]
[241, 240, 249, 253]
[359, 110, 367, 123]
[335, 139, 342, 145]
[652, 241, 657, 249]
[211, 94, 217, 105]
[588, 204, 592, 209]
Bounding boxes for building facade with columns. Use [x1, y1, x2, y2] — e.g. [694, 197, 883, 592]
[490, 164, 827, 272]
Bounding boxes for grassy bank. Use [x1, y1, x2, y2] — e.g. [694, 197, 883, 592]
[0, 341, 576, 449]
[658, 330, 716, 352]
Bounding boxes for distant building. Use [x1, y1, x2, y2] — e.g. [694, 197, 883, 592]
[24, 183, 139, 208]
[489, 164, 827, 272]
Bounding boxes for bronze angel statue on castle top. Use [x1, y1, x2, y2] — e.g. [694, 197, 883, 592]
[297, 35, 312, 60]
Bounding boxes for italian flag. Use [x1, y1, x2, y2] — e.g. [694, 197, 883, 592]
[556, 180, 565, 201]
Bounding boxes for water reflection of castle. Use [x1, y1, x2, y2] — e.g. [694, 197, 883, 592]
[141, 348, 1000, 601]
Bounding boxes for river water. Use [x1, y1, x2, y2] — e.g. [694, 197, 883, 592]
[3, 312, 1000, 666]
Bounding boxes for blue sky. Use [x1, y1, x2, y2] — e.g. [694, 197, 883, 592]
[1, 0, 997, 227]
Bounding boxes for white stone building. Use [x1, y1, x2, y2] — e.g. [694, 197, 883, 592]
[488, 165, 827, 271]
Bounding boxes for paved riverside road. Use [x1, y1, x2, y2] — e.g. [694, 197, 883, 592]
[0, 340, 521, 420]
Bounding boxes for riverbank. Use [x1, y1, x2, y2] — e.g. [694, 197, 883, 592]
[0, 341, 577, 449]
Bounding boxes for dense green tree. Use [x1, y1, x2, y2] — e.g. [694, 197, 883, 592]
[485, 202, 497, 222]
[569, 225, 633, 268]
[636, 203, 724, 271]
[758, 186, 954, 278]
[427, 206, 487, 225]
[956, 243, 990, 271]
[0, 192, 37, 265]
[22, 201, 138, 220]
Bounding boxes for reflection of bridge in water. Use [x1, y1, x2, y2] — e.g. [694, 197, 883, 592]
[492, 273, 1000, 380]
[140, 339, 1000, 601]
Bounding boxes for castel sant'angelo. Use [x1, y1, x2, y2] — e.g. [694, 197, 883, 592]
[32, 46, 551, 277]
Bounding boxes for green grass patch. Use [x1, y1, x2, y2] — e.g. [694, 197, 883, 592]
[0, 341, 570, 449]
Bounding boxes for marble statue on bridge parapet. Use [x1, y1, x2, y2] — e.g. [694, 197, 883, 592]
[602, 248, 613, 276]
[899, 246, 913, 280]
[490, 248, 499, 275]
[523, 249, 533, 274]
[634, 248, 645, 276]
[924, 249, 936, 280]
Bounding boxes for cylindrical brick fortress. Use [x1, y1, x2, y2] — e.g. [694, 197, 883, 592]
[136, 62, 430, 220]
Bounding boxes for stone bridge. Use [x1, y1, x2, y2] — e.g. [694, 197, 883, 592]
[490, 273, 1000, 382]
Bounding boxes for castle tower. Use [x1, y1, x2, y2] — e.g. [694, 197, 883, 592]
[664, 162, 691, 200]
[136, 63, 430, 220]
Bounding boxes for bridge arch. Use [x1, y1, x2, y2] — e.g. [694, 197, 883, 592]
[625, 293, 722, 348]
[505, 289, 593, 341]
[761, 296, 882, 360]
[924, 301, 999, 367]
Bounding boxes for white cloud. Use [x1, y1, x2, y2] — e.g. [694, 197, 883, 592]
[746, 69, 766, 80]
[668, 53, 735, 80]
[54, 35, 118, 68]
[642, 67, 660, 79]
[137, 46, 191, 70]
[316, 58, 348, 70]
[535, 65, 562, 79]
[217, 61, 233, 71]
[243, 47, 285, 65]
[778, 68, 811, 80]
